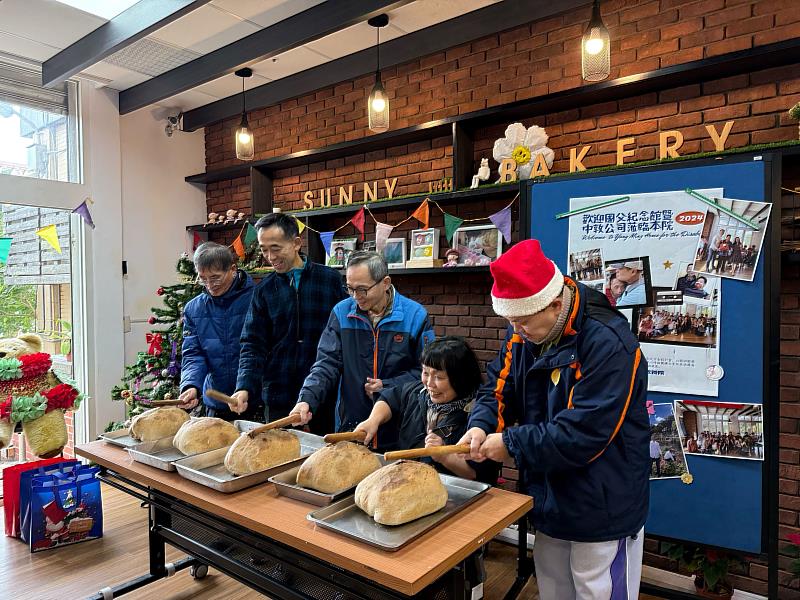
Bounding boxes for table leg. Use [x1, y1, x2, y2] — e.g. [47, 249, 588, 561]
[502, 517, 534, 600]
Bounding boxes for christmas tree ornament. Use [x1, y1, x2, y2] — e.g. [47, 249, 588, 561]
[157, 287, 164, 296]
[148, 316, 157, 325]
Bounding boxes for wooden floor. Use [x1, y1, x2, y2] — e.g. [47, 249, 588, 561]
[0, 483, 540, 600]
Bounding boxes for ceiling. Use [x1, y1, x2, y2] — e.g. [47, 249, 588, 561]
[0, 0, 500, 117]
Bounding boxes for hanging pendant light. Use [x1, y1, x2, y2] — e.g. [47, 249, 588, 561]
[367, 14, 389, 133]
[581, 0, 610, 82]
[235, 67, 255, 161]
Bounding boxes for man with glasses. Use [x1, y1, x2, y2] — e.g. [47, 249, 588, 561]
[291, 251, 435, 436]
[177, 242, 259, 421]
[232, 213, 346, 428]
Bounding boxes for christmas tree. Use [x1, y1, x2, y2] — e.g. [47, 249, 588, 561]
[108, 254, 202, 429]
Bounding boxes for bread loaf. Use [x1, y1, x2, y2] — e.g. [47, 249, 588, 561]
[224, 429, 301, 476]
[296, 441, 381, 493]
[129, 407, 190, 441]
[172, 417, 238, 455]
[354, 461, 448, 525]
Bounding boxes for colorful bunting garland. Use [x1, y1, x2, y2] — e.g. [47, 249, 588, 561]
[36, 224, 61, 254]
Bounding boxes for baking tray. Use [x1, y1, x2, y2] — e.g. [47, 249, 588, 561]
[269, 454, 389, 506]
[306, 474, 490, 551]
[127, 419, 266, 472]
[97, 429, 141, 449]
[173, 429, 325, 492]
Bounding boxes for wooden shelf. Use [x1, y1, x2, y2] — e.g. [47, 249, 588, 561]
[185, 220, 253, 232]
[289, 183, 520, 219]
[387, 266, 490, 276]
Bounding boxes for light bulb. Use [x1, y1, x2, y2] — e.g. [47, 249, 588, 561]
[585, 36, 604, 55]
[371, 96, 386, 112]
[238, 130, 251, 144]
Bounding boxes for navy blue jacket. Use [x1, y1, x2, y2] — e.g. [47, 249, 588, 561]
[299, 289, 435, 432]
[236, 259, 346, 414]
[180, 270, 255, 411]
[469, 279, 650, 542]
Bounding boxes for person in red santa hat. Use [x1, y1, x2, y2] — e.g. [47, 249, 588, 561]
[459, 239, 650, 600]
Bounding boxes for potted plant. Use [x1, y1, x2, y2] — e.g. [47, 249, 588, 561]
[790, 102, 800, 139]
[664, 543, 740, 599]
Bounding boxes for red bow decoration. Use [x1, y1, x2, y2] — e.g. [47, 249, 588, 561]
[19, 352, 52, 378]
[146, 333, 163, 356]
[43, 384, 79, 411]
[0, 395, 12, 421]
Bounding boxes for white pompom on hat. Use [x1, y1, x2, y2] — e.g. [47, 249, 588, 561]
[490, 239, 564, 318]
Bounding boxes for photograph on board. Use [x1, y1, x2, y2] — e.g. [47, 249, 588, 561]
[569, 248, 605, 289]
[675, 400, 764, 461]
[603, 256, 652, 309]
[691, 198, 772, 283]
[673, 261, 719, 307]
[649, 402, 689, 480]
[635, 302, 718, 348]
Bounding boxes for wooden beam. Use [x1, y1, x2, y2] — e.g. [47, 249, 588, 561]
[118, 0, 413, 115]
[42, 0, 211, 87]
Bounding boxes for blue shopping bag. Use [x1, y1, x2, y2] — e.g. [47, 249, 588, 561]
[19, 460, 78, 543]
[27, 465, 103, 552]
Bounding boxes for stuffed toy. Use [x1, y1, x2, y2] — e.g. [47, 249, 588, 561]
[0, 333, 83, 457]
[224, 209, 237, 223]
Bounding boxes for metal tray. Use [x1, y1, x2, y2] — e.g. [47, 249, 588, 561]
[173, 429, 325, 493]
[126, 419, 266, 471]
[97, 429, 141, 449]
[306, 474, 490, 551]
[269, 454, 389, 506]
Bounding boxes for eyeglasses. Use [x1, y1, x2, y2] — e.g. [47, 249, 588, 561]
[197, 272, 230, 287]
[345, 281, 381, 297]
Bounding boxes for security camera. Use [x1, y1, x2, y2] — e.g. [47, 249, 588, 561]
[164, 112, 183, 137]
[167, 114, 180, 126]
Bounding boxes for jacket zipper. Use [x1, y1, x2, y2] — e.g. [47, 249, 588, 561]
[350, 313, 380, 378]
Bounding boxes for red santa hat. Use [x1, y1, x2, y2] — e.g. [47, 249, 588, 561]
[42, 500, 67, 524]
[490, 239, 564, 318]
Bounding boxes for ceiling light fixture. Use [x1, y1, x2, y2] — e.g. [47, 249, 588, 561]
[235, 67, 254, 161]
[581, 0, 610, 82]
[367, 14, 389, 134]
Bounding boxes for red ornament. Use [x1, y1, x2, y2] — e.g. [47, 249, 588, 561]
[19, 353, 52, 378]
[156, 287, 164, 296]
[148, 316, 157, 325]
[43, 384, 79, 411]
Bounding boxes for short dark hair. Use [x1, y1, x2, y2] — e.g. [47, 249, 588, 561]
[254, 212, 299, 239]
[193, 242, 236, 272]
[420, 336, 483, 399]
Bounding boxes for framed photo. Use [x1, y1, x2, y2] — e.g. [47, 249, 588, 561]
[382, 238, 406, 269]
[452, 224, 502, 266]
[410, 228, 439, 261]
[326, 237, 357, 268]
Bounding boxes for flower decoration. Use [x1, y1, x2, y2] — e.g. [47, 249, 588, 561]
[43, 384, 79, 411]
[0, 357, 22, 381]
[681, 472, 693, 485]
[19, 353, 52, 378]
[492, 123, 555, 180]
[11, 392, 47, 423]
[0, 395, 12, 421]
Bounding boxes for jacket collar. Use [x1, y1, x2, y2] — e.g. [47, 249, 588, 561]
[206, 269, 253, 305]
[274, 253, 312, 284]
[522, 277, 584, 369]
[347, 286, 405, 325]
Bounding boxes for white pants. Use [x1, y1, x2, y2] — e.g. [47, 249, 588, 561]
[533, 528, 644, 600]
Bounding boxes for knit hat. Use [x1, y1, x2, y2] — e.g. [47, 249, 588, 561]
[490, 239, 564, 318]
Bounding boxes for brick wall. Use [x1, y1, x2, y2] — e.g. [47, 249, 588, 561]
[202, 1, 800, 595]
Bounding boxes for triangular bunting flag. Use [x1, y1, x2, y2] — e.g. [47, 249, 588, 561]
[350, 207, 365, 241]
[444, 213, 464, 244]
[244, 222, 258, 245]
[192, 232, 203, 251]
[72, 200, 95, 229]
[319, 231, 335, 257]
[489, 206, 512, 245]
[411, 199, 430, 229]
[375, 222, 394, 254]
[0, 237, 11, 263]
[295, 218, 306, 235]
[232, 235, 246, 259]
[36, 224, 61, 254]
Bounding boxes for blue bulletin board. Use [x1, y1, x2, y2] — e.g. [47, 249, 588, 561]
[525, 154, 779, 554]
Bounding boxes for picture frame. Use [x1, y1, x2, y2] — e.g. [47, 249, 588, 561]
[410, 228, 439, 261]
[451, 224, 503, 266]
[326, 237, 357, 268]
[382, 237, 406, 269]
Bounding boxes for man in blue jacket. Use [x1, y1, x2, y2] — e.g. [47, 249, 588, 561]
[178, 242, 259, 421]
[460, 240, 650, 600]
[232, 213, 346, 427]
[291, 251, 435, 434]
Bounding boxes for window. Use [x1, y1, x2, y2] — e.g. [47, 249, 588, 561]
[0, 60, 80, 183]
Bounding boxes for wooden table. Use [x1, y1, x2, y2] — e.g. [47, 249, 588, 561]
[77, 441, 532, 599]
